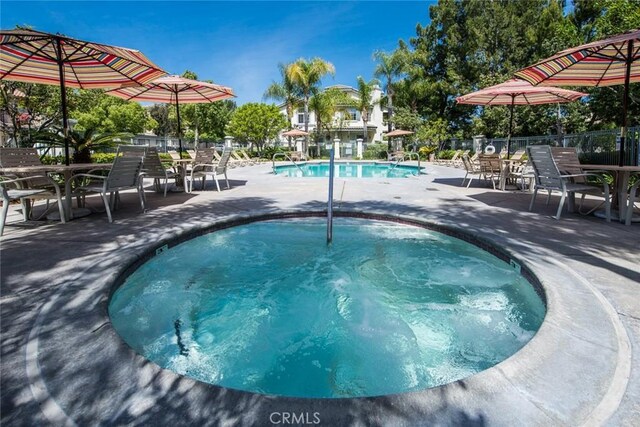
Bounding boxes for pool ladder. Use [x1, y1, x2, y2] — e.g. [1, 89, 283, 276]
[389, 152, 421, 175]
[272, 153, 305, 174]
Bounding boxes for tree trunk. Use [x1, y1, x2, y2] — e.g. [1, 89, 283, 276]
[304, 93, 310, 157]
[362, 110, 368, 144]
[73, 147, 91, 164]
[387, 80, 393, 150]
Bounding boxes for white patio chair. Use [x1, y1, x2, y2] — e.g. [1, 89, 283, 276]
[1, 175, 66, 236]
[527, 145, 611, 220]
[625, 178, 639, 226]
[119, 146, 179, 197]
[0, 148, 69, 222]
[460, 154, 482, 188]
[186, 148, 231, 193]
[66, 155, 145, 223]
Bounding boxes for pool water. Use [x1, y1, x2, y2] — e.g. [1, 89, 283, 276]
[109, 218, 545, 398]
[273, 162, 421, 178]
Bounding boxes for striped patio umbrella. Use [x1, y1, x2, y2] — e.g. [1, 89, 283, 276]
[0, 29, 166, 164]
[107, 75, 235, 157]
[456, 79, 586, 158]
[515, 29, 639, 165]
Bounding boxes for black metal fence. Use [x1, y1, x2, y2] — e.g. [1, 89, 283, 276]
[452, 126, 640, 165]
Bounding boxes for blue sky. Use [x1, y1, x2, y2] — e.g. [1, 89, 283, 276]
[1, 1, 432, 105]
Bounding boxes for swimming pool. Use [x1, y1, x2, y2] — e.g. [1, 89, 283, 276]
[273, 162, 422, 178]
[109, 216, 545, 398]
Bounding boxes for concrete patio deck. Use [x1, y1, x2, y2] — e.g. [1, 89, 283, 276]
[1, 161, 638, 426]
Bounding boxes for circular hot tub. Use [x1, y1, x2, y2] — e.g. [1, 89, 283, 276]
[109, 215, 545, 398]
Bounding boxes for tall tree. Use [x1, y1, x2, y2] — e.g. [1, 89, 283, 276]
[73, 94, 154, 134]
[373, 49, 404, 142]
[286, 57, 335, 155]
[309, 87, 353, 153]
[355, 76, 379, 143]
[264, 63, 299, 148]
[226, 103, 288, 153]
[0, 81, 62, 146]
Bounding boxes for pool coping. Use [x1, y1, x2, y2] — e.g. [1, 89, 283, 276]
[23, 208, 631, 426]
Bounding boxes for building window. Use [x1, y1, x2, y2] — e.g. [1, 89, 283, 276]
[297, 111, 305, 124]
[346, 108, 360, 121]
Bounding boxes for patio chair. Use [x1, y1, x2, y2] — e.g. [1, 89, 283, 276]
[186, 150, 197, 160]
[66, 155, 145, 223]
[168, 151, 182, 160]
[526, 145, 610, 220]
[119, 146, 179, 197]
[510, 149, 526, 161]
[551, 147, 589, 178]
[460, 154, 483, 188]
[508, 161, 535, 191]
[625, 177, 639, 226]
[453, 150, 469, 168]
[0, 148, 68, 222]
[478, 154, 501, 189]
[186, 147, 231, 193]
[1, 175, 66, 236]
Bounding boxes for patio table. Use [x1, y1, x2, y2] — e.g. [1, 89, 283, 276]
[0, 163, 112, 220]
[164, 158, 194, 188]
[579, 164, 640, 223]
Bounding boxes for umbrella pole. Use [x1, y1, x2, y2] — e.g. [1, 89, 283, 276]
[175, 94, 183, 160]
[55, 37, 70, 166]
[620, 40, 633, 167]
[506, 96, 515, 159]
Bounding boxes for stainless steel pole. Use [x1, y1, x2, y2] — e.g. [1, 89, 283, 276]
[327, 139, 338, 244]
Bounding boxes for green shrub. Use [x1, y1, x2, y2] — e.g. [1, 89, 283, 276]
[363, 143, 387, 160]
[91, 153, 117, 164]
[436, 149, 457, 160]
[40, 155, 65, 165]
[418, 145, 437, 159]
[262, 146, 287, 160]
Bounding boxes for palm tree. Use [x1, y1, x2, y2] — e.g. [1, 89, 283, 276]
[355, 76, 379, 144]
[309, 88, 347, 156]
[373, 50, 404, 148]
[286, 58, 335, 155]
[45, 126, 131, 163]
[263, 63, 298, 148]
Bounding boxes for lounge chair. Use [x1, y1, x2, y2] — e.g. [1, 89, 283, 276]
[231, 151, 249, 166]
[527, 145, 610, 220]
[510, 149, 526, 161]
[240, 151, 262, 164]
[66, 154, 145, 223]
[186, 148, 231, 193]
[0, 148, 68, 223]
[440, 150, 462, 167]
[186, 150, 197, 160]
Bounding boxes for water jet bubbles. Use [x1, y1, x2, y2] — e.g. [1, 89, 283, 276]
[109, 217, 545, 398]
